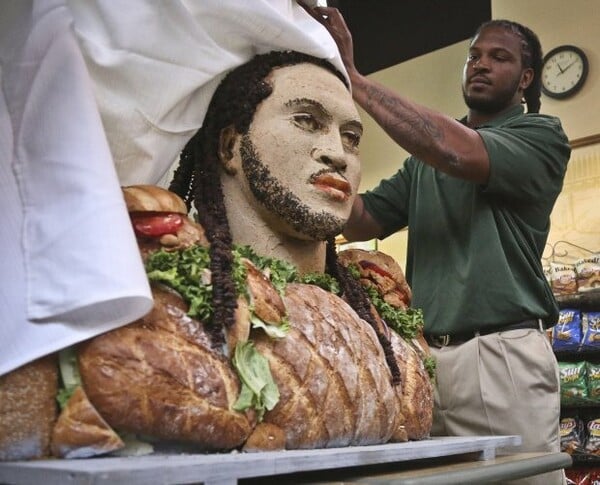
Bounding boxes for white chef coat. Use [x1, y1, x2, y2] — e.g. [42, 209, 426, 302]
[0, 0, 345, 376]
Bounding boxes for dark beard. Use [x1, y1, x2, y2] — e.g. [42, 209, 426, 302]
[462, 76, 521, 114]
[239, 136, 345, 241]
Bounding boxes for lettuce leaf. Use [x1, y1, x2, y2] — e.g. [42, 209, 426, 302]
[145, 246, 220, 321]
[250, 314, 290, 339]
[232, 341, 279, 421]
[56, 347, 82, 409]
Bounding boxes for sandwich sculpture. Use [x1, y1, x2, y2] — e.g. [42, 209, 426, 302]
[0, 185, 434, 460]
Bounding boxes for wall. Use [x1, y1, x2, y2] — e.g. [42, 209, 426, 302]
[357, 0, 600, 267]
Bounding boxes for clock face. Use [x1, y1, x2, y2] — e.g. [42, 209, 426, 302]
[542, 45, 588, 99]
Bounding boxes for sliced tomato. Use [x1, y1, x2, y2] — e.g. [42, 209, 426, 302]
[131, 212, 184, 238]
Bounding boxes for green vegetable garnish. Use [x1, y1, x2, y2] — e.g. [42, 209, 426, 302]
[232, 341, 279, 421]
[423, 356, 437, 382]
[364, 286, 424, 340]
[299, 272, 341, 295]
[251, 315, 290, 339]
[235, 246, 298, 295]
[56, 347, 82, 409]
[145, 246, 217, 321]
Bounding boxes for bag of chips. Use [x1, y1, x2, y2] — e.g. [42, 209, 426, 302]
[553, 309, 582, 351]
[575, 254, 600, 293]
[559, 361, 588, 404]
[560, 416, 586, 454]
[585, 418, 600, 455]
[586, 362, 600, 401]
[551, 262, 578, 296]
[581, 311, 600, 350]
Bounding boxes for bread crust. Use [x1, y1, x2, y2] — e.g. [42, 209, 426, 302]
[78, 285, 256, 450]
[123, 185, 187, 214]
[253, 283, 400, 448]
[0, 355, 58, 460]
[51, 386, 124, 458]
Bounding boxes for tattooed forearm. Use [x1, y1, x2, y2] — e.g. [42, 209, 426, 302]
[351, 74, 488, 182]
[364, 85, 443, 143]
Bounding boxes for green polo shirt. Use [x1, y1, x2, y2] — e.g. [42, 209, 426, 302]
[362, 105, 571, 335]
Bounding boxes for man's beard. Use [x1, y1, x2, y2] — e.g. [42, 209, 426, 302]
[462, 76, 521, 114]
[240, 136, 345, 241]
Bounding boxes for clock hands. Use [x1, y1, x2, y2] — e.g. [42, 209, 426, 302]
[556, 60, 578, 76]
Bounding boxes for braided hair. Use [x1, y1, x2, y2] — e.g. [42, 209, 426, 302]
[473, 19, 544, 113]
[170, 51, 401, 383]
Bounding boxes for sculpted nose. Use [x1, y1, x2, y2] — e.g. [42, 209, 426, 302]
[311, 146, 347, 172]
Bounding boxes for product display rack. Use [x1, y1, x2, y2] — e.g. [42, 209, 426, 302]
[555, 289, 600, 467]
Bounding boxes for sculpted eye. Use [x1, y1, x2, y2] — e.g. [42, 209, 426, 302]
[342, 130, 361, 150]
[292, 113, 322, 131]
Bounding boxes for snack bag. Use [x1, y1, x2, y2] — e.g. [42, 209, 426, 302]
[575, 254, 600, 293]
[585, 418, 600, 455]
[559, 361, 588, 404]
[581, 312, 600, 349]
[553, 309, 582, 351]
[587, 362, 600, 401]
[560, 416, 586, 454]
[551, 262, 578, 296]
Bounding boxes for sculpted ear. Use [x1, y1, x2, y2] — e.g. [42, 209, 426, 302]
[218, 125, 239, 175]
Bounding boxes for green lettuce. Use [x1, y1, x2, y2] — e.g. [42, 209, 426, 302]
[56, 347, 82, 409]
[232, 341, 279, 421]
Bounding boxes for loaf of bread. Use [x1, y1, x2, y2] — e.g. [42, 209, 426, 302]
[51, 386, 124, 458]
[0, 355, 58, 460]
[252, 283, 400, 448]
[337, 248, 433, 440]
[389, 331, 434, 440]
[78, 285, 256, 451]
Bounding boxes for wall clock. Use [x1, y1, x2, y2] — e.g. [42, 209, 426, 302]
[541, 45, 589, 99]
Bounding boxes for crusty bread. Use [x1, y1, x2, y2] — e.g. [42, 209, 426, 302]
[337, 248, 433, 439]
[0, 355, 58, 460]
[338, 249, 412, 309]
[78, 285, 256, 451]
[389, 331, 433, 440]
[243, 258, 287, 325]
[252, 283, 400, 449]
[242, 422, 286, 452]
[123, 184, 187, 214]
[51, 386, 124, 458]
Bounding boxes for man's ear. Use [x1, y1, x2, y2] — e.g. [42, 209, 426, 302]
[520, 67, 534, 91]
[218, 125, 239, 175]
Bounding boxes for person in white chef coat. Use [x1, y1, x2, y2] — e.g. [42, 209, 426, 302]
[0, 0, 344, 460]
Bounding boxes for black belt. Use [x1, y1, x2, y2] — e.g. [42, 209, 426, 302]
[426, 319, 542, 347]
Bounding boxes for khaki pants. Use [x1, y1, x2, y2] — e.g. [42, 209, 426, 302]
[429, 327, 565, 485]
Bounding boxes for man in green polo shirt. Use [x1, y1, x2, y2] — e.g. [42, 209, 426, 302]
[310, 7, 570, 485]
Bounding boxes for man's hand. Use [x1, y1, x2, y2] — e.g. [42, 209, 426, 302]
[297, 2, 359, 78]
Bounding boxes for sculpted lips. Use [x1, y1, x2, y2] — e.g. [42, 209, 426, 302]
[311, 172, 352, 201]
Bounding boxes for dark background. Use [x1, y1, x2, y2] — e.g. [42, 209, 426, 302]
[332, 1, 492, 74]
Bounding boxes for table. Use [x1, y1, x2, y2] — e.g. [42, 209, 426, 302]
[0, 435, 571, 485]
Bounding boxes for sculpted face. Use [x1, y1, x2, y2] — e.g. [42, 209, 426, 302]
[223, 63, 363, 241]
